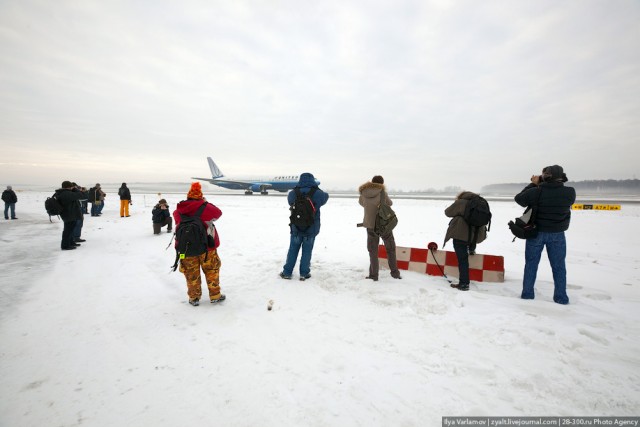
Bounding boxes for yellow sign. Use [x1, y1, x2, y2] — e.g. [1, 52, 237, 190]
[572, 204, 621, 211]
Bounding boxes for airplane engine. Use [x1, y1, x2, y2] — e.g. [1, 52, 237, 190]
[250, 184, 262, 193]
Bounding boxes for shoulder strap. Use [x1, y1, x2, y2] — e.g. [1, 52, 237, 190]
[530, 187, 543, 223]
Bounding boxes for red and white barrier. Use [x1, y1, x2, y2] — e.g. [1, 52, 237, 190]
[378, 245, 505, 283]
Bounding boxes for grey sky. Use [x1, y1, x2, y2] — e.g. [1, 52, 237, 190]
[1, 0, 638, 191]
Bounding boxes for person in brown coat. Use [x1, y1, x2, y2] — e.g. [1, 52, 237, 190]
[358, 175, 401, 281]
[444, 191, 488, 291]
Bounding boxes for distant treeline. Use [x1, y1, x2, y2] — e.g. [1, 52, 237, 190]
[481, 179, 640, 195]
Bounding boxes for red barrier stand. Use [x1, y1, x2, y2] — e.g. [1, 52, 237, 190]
[378, 243, 505, 283]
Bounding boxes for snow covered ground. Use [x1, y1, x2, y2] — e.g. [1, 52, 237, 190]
[1, 190, 638, 427]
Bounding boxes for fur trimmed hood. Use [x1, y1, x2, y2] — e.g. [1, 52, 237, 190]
[359, 181, 385, 199]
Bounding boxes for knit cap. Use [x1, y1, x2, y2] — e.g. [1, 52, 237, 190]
[187, 182, 203, 200]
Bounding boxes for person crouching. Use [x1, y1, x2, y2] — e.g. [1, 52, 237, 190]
[152, 199, 173, 234]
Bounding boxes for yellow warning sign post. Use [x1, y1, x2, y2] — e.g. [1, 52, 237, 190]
[572, 204, 621, 210]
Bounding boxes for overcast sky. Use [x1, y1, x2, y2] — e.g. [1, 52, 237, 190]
[0, 0, 638, 191]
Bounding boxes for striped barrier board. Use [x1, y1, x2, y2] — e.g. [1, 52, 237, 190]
[378, 245, 505, 283]
[572, 204, 621, 210]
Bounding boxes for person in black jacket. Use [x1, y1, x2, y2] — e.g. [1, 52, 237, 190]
[152, 199, 172, 234]
[2, 185, 18, 220]
[118, 183, 132, 217]
[515, 165, 576, 304]
[56, 181, 88, 250]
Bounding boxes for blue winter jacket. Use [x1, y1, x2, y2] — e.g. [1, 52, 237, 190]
[287, 172, 329, 237]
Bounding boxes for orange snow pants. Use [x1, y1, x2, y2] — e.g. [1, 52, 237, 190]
[179, 250, 222, 302]
[120, 200, 130, 217]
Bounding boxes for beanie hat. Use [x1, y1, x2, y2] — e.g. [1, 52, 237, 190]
[6, 185, 11, 190]
[543, 165, 568, 182]
[187, 182, 203, 200]
[372, 175, 384, 184]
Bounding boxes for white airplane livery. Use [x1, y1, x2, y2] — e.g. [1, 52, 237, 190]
[192, 157, 320, 195]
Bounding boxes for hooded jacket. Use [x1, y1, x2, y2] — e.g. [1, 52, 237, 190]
[173, 199, 223, 250]
[443, 191, 488, 246]
[358, 182, 392, 230]
[287, 173, 329, 237]
[515, 181, 576, 233]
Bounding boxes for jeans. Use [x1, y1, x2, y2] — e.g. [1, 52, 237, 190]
[61, 220, 77, 249]
[4, 202, 16, 219]
[522, 231, 569, 304]
[73, 218, 83, 239]
[283, 234, 316, 276]
[98, 201, 104, 214]
[452, 239, 473, 285]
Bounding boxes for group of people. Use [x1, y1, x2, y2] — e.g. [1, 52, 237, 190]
[32, 163, 574, 304]
[170, 164, 575, 307]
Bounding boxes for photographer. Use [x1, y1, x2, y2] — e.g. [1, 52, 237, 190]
[152, 199, 172, 234]
[514, 165, 576, 305]
[55, 181, 88, 250]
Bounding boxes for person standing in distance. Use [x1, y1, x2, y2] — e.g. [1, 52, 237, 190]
[358, 175, 402, 281]
[118, 182, 132, 217]
[2, 185, 18, 220]
[515, 165, 576, 305]
[280, 172, 329, 281]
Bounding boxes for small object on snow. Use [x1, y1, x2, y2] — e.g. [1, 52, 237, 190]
[267, 300, 274, 311]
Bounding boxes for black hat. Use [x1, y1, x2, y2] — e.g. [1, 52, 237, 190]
[543, 165, 567, 182]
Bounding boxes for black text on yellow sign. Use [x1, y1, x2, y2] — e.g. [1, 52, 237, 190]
[571, 204, 621, 211]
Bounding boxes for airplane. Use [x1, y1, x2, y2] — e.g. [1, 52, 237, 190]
[192, 157, 320, 195]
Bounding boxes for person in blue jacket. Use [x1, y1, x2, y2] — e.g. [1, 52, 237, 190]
[515, 165, 576, 304]
[280, 172, 329, 281]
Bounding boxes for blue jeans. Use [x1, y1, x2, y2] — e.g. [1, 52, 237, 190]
[522, 231, 569, 304]
[283, 234, 316, 276]
[452, 239, 473, 285]
[4, 202, 16, 219]
[73, 217, 83, 239]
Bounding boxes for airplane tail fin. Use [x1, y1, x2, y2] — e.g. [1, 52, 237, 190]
[207, 157, 224, 179]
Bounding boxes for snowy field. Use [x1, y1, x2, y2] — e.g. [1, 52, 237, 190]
[0, 190, 639, 427]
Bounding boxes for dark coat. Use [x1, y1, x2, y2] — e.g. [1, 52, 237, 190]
[152, 204, 171, 223]
[2, 190, 17, 204]
[287, 173, 329, 237]
[55, 188, 87, 222]
[444, 191, 488, 246]
[118, 185, 131, 201]
[515, 182, 576, 232]
[358, 182, 392, 229]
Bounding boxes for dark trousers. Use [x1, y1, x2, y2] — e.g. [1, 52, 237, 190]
[367, 228, 400, 279]
[61, 220, 77, 249]
[153, 217, 173, 234]
[452, 238, 476, 285]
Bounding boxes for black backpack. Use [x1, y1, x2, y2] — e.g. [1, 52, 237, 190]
[45, 193, 63, 222]
[289, 187, 317, 228]
[374, 191, 398, 237]
[462, 195, 492, 244]
[171, 202, 209, 271]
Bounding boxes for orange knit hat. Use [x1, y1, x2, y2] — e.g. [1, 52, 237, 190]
[187, 182, 203, 200]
